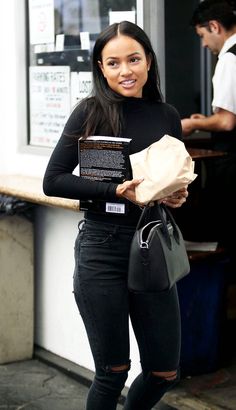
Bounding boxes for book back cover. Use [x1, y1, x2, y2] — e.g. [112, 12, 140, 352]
[78, 136, 132, 215]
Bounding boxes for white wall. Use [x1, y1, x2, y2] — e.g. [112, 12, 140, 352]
[34, 206, 91, 367]
[34, 205, 141, 386]
[0, 0, 141, 387]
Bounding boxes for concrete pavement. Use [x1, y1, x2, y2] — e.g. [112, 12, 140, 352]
[1, 353, 236, 409]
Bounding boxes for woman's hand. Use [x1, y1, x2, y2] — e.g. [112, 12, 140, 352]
[159, 187, 188, 208]
[116, 178, 144, 205]
[117, 181, 188, 208]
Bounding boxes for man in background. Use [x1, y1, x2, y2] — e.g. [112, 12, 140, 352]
[182, 0, 236, 145]
[182, 0, 236, 261]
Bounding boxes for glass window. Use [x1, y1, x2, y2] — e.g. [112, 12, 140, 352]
[165, 0, 214, 118]
[27, 0, 137, 148]
[165, 0, 201, 118]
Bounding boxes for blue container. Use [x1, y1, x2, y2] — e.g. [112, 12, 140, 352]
[177, 259, 227, 376]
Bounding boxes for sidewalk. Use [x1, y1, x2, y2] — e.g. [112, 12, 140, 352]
[1, 354, 236, 410]
[0, 358, 92, 410]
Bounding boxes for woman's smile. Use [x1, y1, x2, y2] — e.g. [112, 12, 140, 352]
[120, 79, 137, 88]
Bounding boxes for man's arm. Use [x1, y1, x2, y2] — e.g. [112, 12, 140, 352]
[181, 108, 236, 136]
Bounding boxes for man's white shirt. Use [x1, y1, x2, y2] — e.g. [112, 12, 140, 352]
[212, 33, 236, 115]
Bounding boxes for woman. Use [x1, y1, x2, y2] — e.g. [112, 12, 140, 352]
[43, 21, 188, 410]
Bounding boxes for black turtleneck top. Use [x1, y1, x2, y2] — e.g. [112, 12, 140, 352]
[43, 97, 182, 226]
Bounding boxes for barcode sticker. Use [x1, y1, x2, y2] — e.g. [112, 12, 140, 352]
[106, 203, 125, 214]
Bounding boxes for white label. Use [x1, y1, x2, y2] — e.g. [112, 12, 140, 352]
[80, 32, 90, 50]
[106, 203, 125, 214]
[55, 34, 65, 51]
[109, 11, 136, 25]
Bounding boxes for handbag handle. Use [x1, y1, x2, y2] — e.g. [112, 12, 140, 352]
[136, 203, 180, 250]
[136, 204, 153, 231]
[158, 204, 181, 248]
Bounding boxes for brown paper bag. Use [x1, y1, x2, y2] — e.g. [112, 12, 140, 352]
[130, 134, 197, 204]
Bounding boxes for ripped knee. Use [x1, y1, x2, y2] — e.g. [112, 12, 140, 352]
[105, 360, 131, 374]
[151, 370, 178, 382]
[110, 364, 130, 373]
[95, 362, 130, 396]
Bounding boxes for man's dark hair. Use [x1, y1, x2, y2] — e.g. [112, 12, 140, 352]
[191, 0, 236, 30]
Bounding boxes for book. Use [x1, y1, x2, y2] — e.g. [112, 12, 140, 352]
[78, 136, 132, 214]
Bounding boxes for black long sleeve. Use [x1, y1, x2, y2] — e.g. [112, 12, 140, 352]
[43, 97, 182, 225]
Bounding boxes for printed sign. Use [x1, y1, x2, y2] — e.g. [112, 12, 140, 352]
[29, 0, 55, 45]
[70, 71, 93, 108]
[29, 66, 70, 147]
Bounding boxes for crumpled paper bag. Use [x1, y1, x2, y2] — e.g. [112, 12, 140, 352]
[130, 134, 197, 204]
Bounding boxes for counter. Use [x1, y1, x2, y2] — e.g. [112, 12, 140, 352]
[0, 145, 227, 206]
[0, 174, 80, 211]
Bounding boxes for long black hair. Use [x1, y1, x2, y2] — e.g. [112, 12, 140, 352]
[80, 21, 163, 139]
[191, 0, 236, 29]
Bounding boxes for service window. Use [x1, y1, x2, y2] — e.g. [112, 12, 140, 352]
[27, 0, 138, 148]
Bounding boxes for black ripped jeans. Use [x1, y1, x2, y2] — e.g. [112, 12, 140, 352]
[73, 219, 181, 410]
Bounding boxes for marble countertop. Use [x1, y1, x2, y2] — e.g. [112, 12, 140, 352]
[0, 174, 80, 211]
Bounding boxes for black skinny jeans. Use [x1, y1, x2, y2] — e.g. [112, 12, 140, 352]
[73, 219, 181, 410]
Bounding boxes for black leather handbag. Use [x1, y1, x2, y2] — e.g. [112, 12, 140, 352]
[128, 203, 190, 292]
